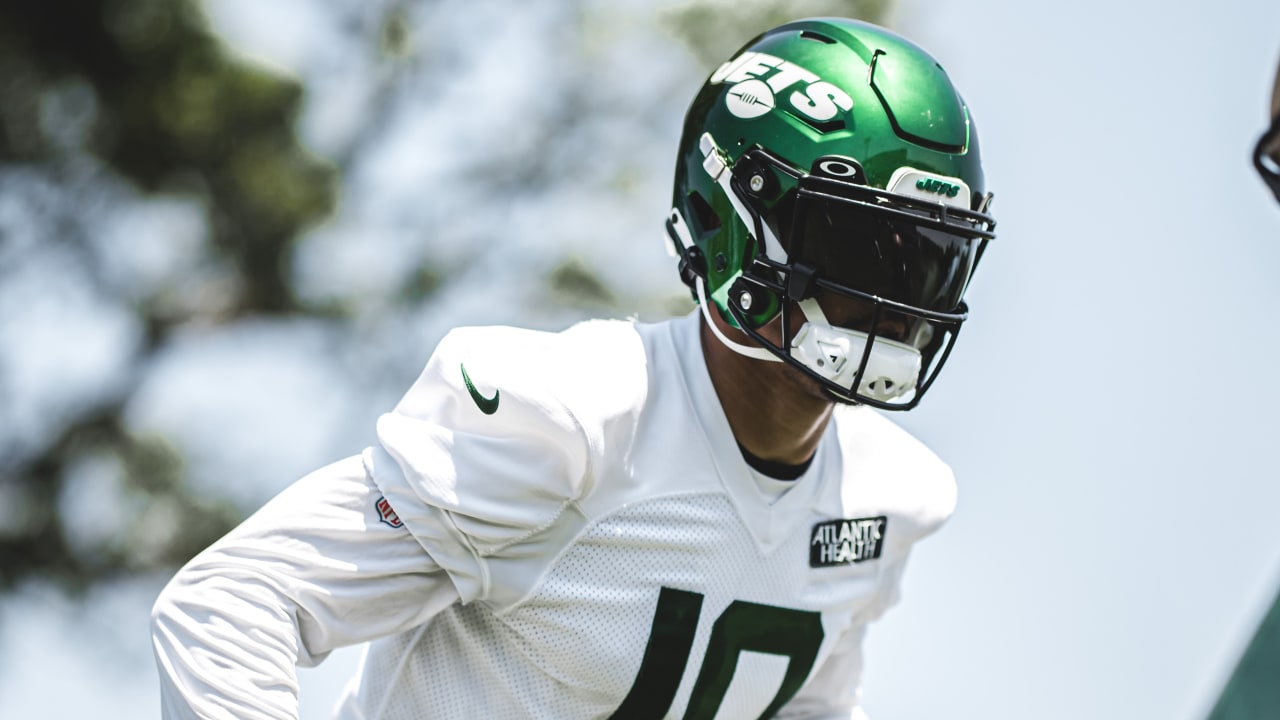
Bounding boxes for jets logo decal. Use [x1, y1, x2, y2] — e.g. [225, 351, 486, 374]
[886, 167, 972, 210]
[810, 516, 886, 567]
[916, 177, 962, 198]
[710, 51, 853, 123]
[460, 363, 499, 415]
[726, 79, 775, 118]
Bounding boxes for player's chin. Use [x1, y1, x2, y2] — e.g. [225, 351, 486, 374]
[822, 385, 862, 406]
[782, 359, 842, 407]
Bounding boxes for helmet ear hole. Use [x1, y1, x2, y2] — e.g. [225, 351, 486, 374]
[687, 191, 721, 236]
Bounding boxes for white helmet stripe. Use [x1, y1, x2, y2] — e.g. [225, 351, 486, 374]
[699, 133, 788, 264]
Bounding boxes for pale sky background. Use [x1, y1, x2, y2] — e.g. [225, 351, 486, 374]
[2, 0, 1279, 718]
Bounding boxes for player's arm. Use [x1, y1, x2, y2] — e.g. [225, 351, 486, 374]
[151, 454, 458, 720]
[152, 325, 599, 719]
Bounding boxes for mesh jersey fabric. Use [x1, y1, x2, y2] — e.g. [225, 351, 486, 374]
[339, 312, 957, 719]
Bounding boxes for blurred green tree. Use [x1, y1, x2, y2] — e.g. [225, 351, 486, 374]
[0, 0, 891, 598]
[0, 0, 334, 594]
[661, 0, 892, 68]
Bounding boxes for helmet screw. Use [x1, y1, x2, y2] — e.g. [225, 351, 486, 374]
[738, 291, 753, 310]
[749, 174, 765, 193]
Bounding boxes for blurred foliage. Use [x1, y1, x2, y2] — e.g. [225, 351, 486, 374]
[0, 0, 894, 599]
[1, 0, 335, 316]
[0, 0, 333, 595]
[660, 0, 892, 69]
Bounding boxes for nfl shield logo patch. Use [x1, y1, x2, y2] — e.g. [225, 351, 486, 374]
[375, 496, 403, 529]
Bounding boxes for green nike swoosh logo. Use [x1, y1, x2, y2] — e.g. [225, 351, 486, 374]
[460, 363, 499, 415]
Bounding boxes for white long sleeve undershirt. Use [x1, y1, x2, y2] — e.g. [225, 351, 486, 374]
[152, 455, 458, 720]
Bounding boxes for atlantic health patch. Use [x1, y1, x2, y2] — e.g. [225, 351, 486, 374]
[809, 516, 887, 567]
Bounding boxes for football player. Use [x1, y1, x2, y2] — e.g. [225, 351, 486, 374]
[152, 18, 996, 719]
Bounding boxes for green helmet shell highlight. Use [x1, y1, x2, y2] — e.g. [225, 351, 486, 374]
[667, 17, 996, 410]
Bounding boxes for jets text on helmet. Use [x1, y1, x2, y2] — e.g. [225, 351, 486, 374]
[711, 51, 854, 122]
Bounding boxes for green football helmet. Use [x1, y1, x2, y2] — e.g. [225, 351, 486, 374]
[666, 17, 997, 410]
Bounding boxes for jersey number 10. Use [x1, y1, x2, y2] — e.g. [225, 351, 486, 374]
[609, 586, 824, 719]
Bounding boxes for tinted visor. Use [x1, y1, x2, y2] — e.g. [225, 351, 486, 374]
[789, 184, 989, 313]
[725, 149, 996, 410]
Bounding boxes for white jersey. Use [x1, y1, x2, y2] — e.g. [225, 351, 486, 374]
[152, 312, 956, 720]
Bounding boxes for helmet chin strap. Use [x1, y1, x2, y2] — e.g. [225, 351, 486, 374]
[700, 133, 788, 264]
[791, 298, 923, 402]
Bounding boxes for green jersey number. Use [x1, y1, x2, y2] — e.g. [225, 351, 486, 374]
[609, 587, 824, 720]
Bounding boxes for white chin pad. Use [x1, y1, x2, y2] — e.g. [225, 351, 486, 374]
[790, 322, 922, 401]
